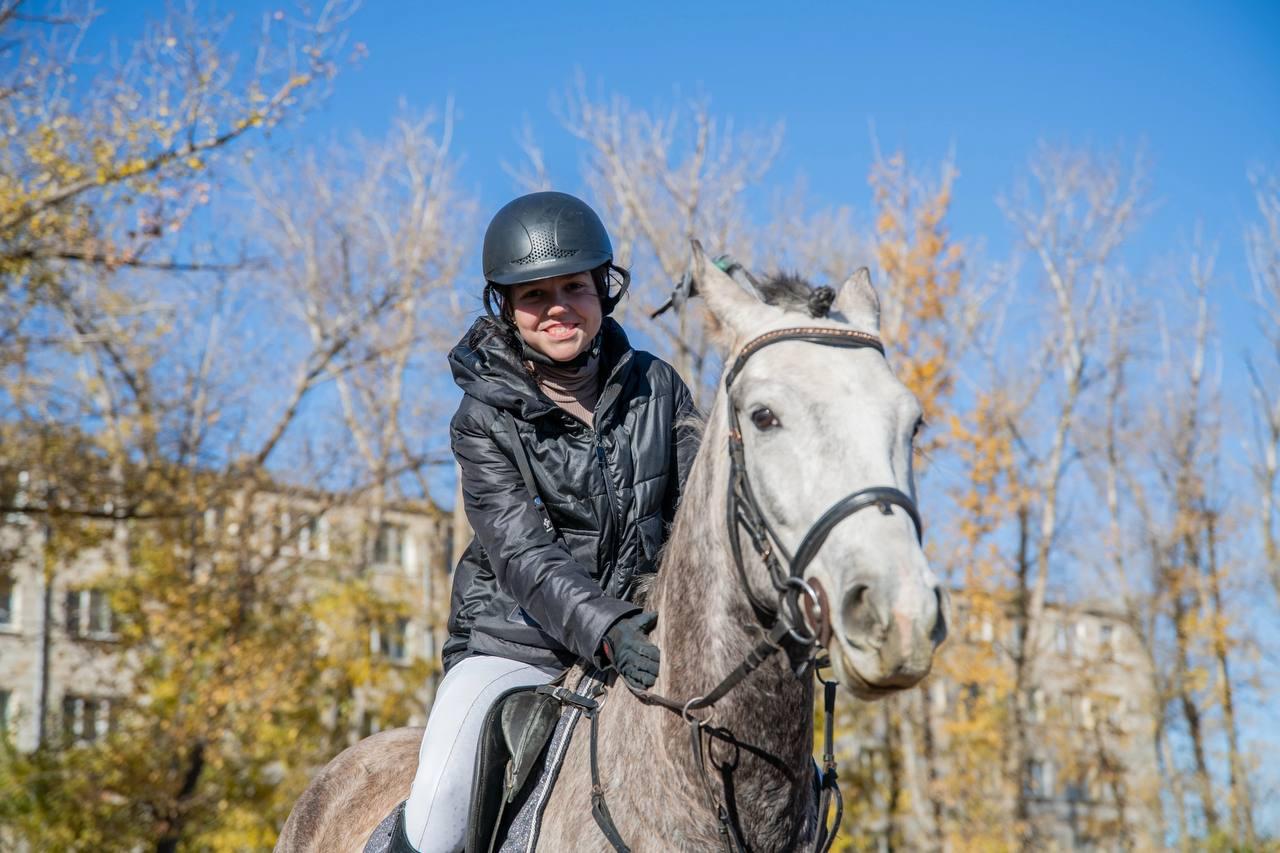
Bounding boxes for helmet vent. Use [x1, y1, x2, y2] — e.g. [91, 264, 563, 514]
[514, 228, 578, 265]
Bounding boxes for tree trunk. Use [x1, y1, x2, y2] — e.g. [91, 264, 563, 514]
[918, 688, 947, 852]
[1156, 720, 1190, 852]
[1011, 504, 1035, 850]
[155, 741, 206, 853]
[1205, 515, 1256, 846]
[883, 699, 904, 851]
[1171, 579, 1218, 832]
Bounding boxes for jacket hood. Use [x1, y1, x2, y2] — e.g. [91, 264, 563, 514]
[449, 316, 634, 420]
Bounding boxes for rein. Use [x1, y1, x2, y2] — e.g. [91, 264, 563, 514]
[589, 325, 924, 853]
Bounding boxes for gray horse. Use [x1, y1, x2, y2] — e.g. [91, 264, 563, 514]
[276, 245, 947, 852]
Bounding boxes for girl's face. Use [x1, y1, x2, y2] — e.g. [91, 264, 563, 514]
[509, 271, 603, 362]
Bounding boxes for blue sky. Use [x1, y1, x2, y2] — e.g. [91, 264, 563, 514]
[325, 0, 1279, 283]
[86, 1, 1280, 327]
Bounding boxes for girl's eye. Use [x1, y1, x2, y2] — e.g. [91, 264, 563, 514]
[750, 407, 781, 431]
[519, 290, 543, 302]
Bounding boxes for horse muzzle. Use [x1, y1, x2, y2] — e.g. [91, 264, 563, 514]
[812, 574, 948, 699]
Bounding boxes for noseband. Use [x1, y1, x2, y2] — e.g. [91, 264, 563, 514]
[723, 326, 923, 649]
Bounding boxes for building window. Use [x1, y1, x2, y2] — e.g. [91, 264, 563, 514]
[62, 695, 112, 743]
[65, 588, 118, 640]
[1061, 691, 1083, 727]
[930, 680, 948, 713]
[1099, 623, 1116, 660]
[272, 511, 294, 554]
[0, 573, 14, 627]
[360, 708, 406, 738]
[1028, 687, 1046, 724]
[0, 689, 10, 734]
[1099, 695, 1122, 730]
[1056, 620, 1076, 658]
[1068, 765, 1099, 803]
[273, 511, 329, 558]
[299, 515, 329, 558]
[441, 526, 455, 574]
[203, 506, 226, 537]
[1025, 759, 1052, 799]
[1006, 622, 1023, 656]
[5, 470, 31, 525]
[1080, 695, 1095, 729]
[373, 522, 406, 567]
[858, 746, 888, 787]
[372, 617, 410, 663]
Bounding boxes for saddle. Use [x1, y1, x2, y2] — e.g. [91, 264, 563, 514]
[465, 679, 602, 853]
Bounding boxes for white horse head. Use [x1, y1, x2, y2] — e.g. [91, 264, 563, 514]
[694, 242, 947, 698]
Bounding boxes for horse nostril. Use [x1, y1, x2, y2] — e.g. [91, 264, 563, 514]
[931, 587, 949, 645]
[840, 583, 877, 646]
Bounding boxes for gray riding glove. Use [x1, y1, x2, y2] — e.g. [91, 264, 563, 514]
[601, 611, 660, 690]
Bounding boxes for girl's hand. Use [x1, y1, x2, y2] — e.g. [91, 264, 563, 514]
[602, 611, 660, 689]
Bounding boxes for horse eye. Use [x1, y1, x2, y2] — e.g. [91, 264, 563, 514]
[750, 407, 781, 431]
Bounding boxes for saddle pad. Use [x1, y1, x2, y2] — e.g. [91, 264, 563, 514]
[362, 800, 404, 853]
[498, 670, 605, 853]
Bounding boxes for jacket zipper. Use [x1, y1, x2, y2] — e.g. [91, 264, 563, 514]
[591, 346, 631, 595]
[595, 437, 624, 594]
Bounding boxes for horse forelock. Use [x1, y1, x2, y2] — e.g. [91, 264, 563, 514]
[755, 272, 836, 319]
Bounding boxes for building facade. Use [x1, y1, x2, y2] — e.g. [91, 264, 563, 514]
[0, 479, 453, 754]
[843, 593, 1162, 851]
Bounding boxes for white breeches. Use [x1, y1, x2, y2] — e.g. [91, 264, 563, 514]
[403, 655, 559, 852]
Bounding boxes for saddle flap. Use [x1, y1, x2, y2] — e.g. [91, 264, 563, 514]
[466, 685, 527, 853]
[500, 690, 562, 801]
[466, 685, 565, 853]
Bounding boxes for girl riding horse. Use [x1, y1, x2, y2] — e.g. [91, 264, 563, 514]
[390, 191, 699, 852]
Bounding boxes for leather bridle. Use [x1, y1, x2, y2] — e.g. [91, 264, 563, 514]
[723, 326, 923, 651]
[589, 325, 927, 853]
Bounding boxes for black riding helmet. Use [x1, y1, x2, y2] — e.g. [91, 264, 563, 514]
[482, 191, 630, 316]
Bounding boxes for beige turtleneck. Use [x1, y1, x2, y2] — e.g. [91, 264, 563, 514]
[531, 354, 601, 426]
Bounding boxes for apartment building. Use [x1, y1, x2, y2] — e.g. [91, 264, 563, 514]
[0, 476, 453, 753]
[846, 593, 1160, 851]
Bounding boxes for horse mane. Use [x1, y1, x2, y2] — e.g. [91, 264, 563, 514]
[754, 272, 835, 319]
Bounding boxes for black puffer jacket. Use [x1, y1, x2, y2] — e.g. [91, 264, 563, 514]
[442, 317, 700, 672]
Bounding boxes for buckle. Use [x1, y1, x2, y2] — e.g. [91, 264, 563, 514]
[536, 685, 598, 711]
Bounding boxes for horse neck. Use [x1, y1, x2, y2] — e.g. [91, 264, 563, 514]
[644, 395, 816, 841]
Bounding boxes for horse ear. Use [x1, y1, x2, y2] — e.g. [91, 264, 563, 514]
[833, 267, 881, 334]
[692, 240, 766, 345]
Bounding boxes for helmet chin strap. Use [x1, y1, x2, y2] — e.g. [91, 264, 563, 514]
[521, 329, 602, 370]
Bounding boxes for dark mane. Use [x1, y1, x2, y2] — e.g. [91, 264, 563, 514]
[756, 272, 835, 319]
